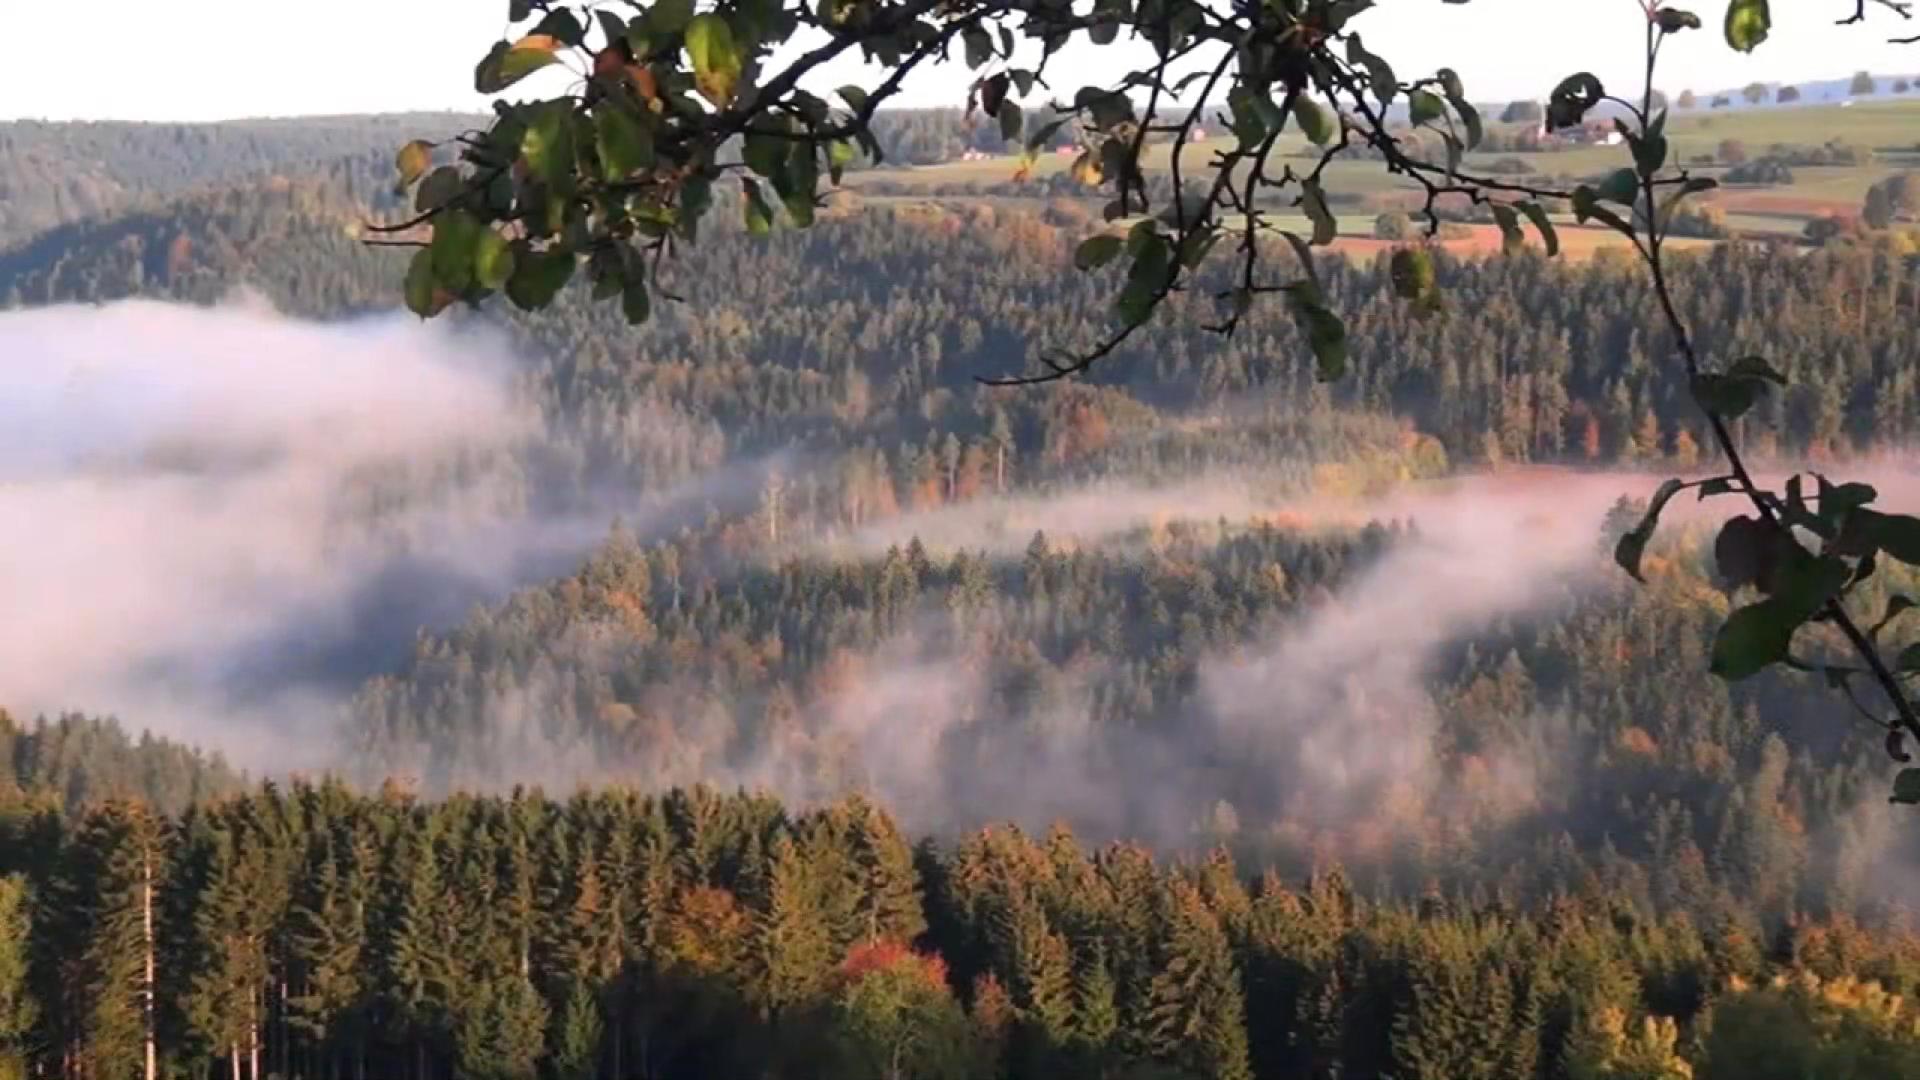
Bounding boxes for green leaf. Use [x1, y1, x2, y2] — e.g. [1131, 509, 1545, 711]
[1301, 180, 1336, 246]
[1546, 72, 1604, 131]
[1279, 230, 1319, 289]
[1817, 478, 1877, 518]
[429, 210, 483, 292]
[744, 130, 788, 179]
[827, 138, 856, 183]
[1713, 515, 1773, 590]
[1597, 168, 1641, 205]
[396, 140, 433, 186]
[648, 0, 696, 35]
[496, 38, 564, 89]
[743, 180, 775, 236]
[505, 247, 575, 310]
[977, 72, 1011, 119]
[1697, 477, 1737, 499]
[1633, 131, 1668, 178]
[1899, 644, 1920, 672]
[1115, 235, 1170, 327]
[962, 25, 993, 69]
[685, 14, 744, 106]
[998, 100, 1023, 142]
[474, 38, 566, 94]
[1847, 511, 1920, 566]
[770, 141, 820, 227]
[531, 8, 585, 46]
[522, 104, 576, 190]
[415, 166, 464, 213]
[1294, 98, 1335, 146]
[1657, 176, 1718, 226]
[1518, 200, 1559, 257]
[1614, 478, 1685, 582]
[1893, 768, 1920, 805]
[621, 277, 651, 325]
[1690, 373, 1764, 419]
[1389, 247, 1435, 301]
[1227, 87, 1267, 148]
[1490, 204, 1524, 255]
[474, 228, 515, 290]
[1178, 226, 1221, 269]
[596, 105, 653, 181]
[1408, 89, 1445, 126]
[1074, 233, 1124, 271]
[1024, 117, 1069, 156]
[1454, 98, 1483, 151]
[1344, 33, 1397, 107]
[679, 173, 712, 240]
[1729, 355, 1787, 385]
[1771, 552, 1849, 616]
[1656, 8, 1703, 32]
[838, 85, 869, 113]
[1711, 597, 1799, 679]
[404, 249, 443, 318]
[595, 10, 628, 46]
[1725, 0, 1771, 52]
[1286, 283, 1348, 382]
[1691, 356, 1784, 419]
[1572, 186, 1635, 237]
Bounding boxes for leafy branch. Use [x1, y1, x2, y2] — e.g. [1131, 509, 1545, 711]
[1604, 1, 1920, 800]
[384, 0, 1920, 801]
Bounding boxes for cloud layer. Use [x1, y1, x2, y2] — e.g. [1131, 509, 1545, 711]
[0, 299, 539, 760]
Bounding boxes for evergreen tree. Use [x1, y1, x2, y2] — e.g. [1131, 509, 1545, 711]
[0, 877, 35, 1080]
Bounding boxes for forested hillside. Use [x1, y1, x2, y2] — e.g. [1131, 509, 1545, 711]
[0, 115, 475, 247]
[4, 783, 1920, 1080]
[6, 178, 1918, 497]
[5, 113, 1920, 1079]
[0, 109, 1045, 251]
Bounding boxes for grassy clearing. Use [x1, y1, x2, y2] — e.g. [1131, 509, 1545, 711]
[844, 98, 1920, 240]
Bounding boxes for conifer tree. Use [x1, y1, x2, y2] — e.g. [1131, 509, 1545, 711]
[0, 877, 35, 1080]
[757, 834, 834, 1015]
[547, 982, 602, 1080]
[54, 803, 164, 1080]
[452, 975, 547, 1080]
[1145, 882, 1251, 1080]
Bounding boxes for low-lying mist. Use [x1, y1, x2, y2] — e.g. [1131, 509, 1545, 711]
[1, 299, 622, 762]
[14, 295, 1920, 884]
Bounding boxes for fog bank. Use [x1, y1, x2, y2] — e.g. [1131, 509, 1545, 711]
[0, 300, 551, 761]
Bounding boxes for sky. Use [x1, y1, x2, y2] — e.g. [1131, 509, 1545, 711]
[2, 0, 1917, 122]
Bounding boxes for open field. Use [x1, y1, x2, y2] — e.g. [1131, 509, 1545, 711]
[848, 97, 1920, 239]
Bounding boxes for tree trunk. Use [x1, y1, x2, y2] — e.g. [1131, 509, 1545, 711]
[229, 1044, 240, 1080]
[142, 848, 157, 1080]
[248, 990, 260, 1080]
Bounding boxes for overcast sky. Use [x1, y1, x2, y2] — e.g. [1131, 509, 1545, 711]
[4, 0, 1917, 122]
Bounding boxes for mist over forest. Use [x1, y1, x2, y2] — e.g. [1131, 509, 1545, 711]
[5, 90, 1920, 1080]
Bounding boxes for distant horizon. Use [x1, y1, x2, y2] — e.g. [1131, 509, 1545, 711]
[4, 69, 1919, 128]
[7, 0, 1920, 123]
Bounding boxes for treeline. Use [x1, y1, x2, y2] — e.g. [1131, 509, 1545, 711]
[0, 115, 473, 248]
[3, 782, 1919, 1080]
[342, 508, 1920, 927]
[5, 184, 1916, 509]
[0, 110, 1057, 251]
[0, 711, 241, 817]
